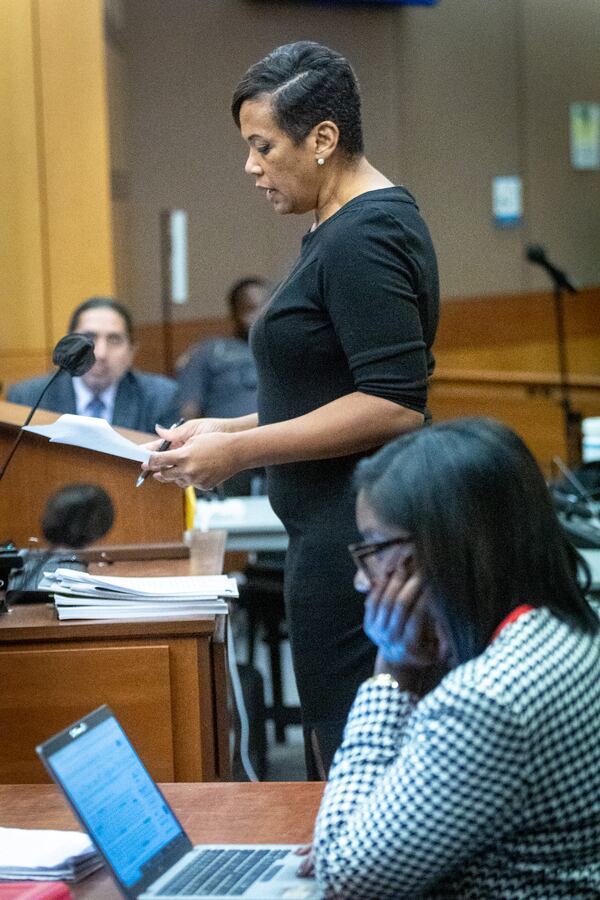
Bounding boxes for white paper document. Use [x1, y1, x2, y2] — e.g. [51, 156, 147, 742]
[24, 414, 151, 463]
[51, 568, 238, 597]
[50, 589, 223, 604]
[0, 826, 102, 881]
[54, 604, 227, 620]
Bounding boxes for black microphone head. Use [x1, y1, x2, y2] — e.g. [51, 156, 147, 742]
[52, 334, 96, 376]
[525, 244, 547, 264]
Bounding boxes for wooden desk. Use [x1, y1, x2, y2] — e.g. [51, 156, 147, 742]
[0, 604, 230, 784]
[0, 782, 324, 899]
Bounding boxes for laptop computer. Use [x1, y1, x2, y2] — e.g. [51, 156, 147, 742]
[37, 705, 321, 899]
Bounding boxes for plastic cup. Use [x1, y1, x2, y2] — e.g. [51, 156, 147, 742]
[185, 529, 227, 575]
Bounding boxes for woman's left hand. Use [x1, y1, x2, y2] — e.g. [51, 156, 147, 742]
[142, 431, 241, 490]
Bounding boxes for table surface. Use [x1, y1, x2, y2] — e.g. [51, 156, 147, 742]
[0, 782, 324, 898]
[0, 600, 222, 642]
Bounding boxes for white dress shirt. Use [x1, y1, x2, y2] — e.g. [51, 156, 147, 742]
[72, 378, 118, 424]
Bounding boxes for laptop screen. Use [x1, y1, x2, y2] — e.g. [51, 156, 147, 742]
[44, 712, 186, 888]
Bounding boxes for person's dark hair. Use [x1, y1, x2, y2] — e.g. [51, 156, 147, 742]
[232, 41, 364, 158]
[355, 418, 598, 664]
[227, 277, 268, 313]
[68, 297, 134, 342]
[42, 484, 115, 548]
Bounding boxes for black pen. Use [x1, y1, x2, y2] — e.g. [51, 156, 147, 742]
[136, 417, 185, 487]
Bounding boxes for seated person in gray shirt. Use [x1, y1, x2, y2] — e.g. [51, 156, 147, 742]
[176, 277, 269, 495]
[176, 277, 269, 420]
[7, 297, 179, 434]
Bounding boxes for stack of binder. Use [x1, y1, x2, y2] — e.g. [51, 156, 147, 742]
[41, 569, 236, 620]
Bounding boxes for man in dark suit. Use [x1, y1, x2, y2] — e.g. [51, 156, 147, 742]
[7, 297, 179, 434]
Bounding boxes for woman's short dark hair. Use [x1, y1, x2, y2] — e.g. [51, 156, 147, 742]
[355, 418, 598, 663]
[42, 483, 115, 548]
[232, 41, 364, 158]
[227, 277, 268, 313]
[69, 297, 134, 342]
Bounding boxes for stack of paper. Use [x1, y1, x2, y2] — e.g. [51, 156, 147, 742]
[42, 569, 236, 620]
[0, 827, 102, 882]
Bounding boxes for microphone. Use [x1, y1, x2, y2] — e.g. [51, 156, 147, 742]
[525, 244, 577, 293]
[51, 333, 96, 376]
[0, 334, 95, 482]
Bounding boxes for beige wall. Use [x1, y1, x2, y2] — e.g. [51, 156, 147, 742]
[119, 0, 600, 328]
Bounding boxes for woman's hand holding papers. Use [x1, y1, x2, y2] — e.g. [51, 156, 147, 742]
[142, 415, 258, 490]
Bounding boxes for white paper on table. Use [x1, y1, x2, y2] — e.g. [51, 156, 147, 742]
[0, 826, 96, 869]
[24, 414, 151, 463]
[53, 593, 225, 607]
[50, 568, 239, 597]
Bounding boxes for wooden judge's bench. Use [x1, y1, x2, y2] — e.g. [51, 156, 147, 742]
[0, 402, 230, 784]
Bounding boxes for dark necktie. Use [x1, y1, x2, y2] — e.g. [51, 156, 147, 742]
[86, 395, 105, 419]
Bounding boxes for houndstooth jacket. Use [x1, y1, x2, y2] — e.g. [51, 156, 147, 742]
[314, 606, 600, 898]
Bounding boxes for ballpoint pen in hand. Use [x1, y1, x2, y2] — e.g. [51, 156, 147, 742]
[136, 417, 185, 487]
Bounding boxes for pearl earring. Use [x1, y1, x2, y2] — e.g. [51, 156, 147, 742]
[317, 157, 325, 166]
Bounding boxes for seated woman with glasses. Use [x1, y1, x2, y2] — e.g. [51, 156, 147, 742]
[312, 418, 600, 899]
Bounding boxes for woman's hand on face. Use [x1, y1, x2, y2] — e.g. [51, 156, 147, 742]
[364, 566, 438, 668]
[364, 563, 447, 697]
[141, 430, 241, 490]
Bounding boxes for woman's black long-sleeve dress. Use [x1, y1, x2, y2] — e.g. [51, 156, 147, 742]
[250, 187, 439, 777]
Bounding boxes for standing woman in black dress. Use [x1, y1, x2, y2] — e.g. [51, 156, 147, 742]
[144, 41, 440, 778]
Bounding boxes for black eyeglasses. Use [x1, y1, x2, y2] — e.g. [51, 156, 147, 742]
[348, 536, 412, 583]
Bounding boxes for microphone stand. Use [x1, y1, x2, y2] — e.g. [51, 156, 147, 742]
[0, 367, 64, 482]
[551, 279, 582, 468]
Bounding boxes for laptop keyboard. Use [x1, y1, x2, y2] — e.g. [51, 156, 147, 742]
[157, 848, 290, 896]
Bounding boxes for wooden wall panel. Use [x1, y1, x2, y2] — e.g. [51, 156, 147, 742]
[435, 287, 600, 376]
[0, 352, 50, 398]
[131, 288, 600, 475]
[429, 381, 566, 475]
[133, 288, 600, 380]
[0, 0, 47, 385]
[134, 317, 234, 375]
[1, 0, 115, 389]
[36, 0, 115, 343]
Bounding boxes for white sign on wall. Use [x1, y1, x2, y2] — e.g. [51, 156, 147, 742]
[492, 176, 523, 228]
[570, 103, 600, 170]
